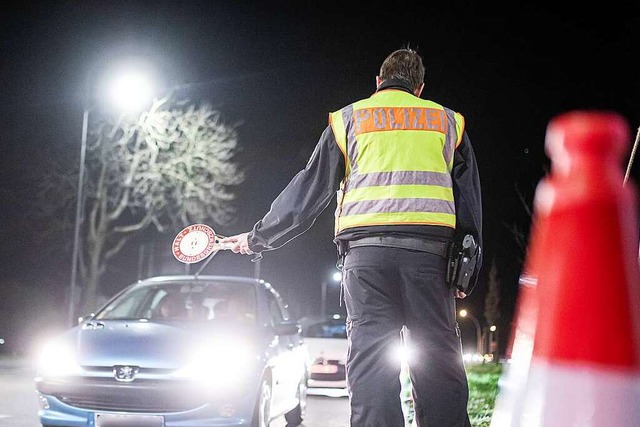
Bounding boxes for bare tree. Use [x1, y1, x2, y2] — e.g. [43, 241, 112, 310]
[483, 257, 501, 326]
[35, 94, 244, 315]
[483, 257, 501, 357]
[505, 162, 550, 265]
[502, 184, 534, 265]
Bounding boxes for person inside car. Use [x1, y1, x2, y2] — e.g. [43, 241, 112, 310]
[157, 293, 187, 319]
[214, 295, 255, 322]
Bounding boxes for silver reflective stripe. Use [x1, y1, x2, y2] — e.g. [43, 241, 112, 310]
[348, 170, 452, 188]
[342, 104, 358, 178]
[341, 197, 455, 216]
[443, 107, 458, 166]
[341, 105, 359, 177]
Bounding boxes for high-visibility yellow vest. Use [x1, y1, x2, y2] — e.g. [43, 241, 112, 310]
[329, 89, 464, 235]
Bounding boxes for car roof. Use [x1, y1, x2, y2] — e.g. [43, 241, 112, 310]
[140, 275, 260, 285]
[126, 275, 280, 295]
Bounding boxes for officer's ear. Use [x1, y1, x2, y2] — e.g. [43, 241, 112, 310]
[415, 83, 424, 97]
[376, 76, 383, 89]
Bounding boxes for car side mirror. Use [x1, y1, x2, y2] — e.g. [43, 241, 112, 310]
[273, 320, 301, 336]
[77, 313, 95, 324]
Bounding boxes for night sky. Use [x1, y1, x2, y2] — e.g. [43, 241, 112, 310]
[1, 1, 639, 353]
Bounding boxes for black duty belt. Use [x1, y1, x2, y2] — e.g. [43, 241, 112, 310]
[347, 236, 450, 258]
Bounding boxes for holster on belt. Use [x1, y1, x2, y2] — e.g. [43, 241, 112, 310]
[446, 234, 481, 294]
[335, 239, 349, 269]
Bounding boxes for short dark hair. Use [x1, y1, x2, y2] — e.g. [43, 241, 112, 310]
[379, 48, 425, 91]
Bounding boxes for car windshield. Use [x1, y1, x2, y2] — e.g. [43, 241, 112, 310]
[94, 280, 257, 323]
[303, 319, 347, 339]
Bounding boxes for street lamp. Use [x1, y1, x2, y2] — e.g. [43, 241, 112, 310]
[67, 68, 154, 325]
[459, 309, 483, 355]
[108, 72, 153, 112]
[320, 271, 342, 316]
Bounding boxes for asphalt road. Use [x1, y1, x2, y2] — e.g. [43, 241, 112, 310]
[0, 356, 350, 427]
[0, 359, 39, 427]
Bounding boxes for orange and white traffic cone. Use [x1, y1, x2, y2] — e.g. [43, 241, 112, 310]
[491, 111, 640, 426]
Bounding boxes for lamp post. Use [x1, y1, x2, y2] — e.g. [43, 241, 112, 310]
[489, 324, 498, 359]
[67, 68, 154, 326]
[321, 271, 342, 316]
[459, 309, 483, 355]
[67, 106, 90, 326]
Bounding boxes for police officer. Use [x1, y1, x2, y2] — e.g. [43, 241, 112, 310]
[223, 48, 482, 427]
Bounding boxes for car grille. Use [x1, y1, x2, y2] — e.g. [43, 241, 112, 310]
[38, 377, 222, 413]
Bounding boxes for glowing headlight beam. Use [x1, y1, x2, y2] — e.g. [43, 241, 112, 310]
[177, 339, 256, 388]
[37, 341, 82, 377]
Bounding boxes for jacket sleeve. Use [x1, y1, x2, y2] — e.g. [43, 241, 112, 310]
[248, 125, 345, 252]
[452, 131, 483, 294]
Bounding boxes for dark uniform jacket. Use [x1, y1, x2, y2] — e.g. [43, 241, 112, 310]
[247, 80, 483, 290]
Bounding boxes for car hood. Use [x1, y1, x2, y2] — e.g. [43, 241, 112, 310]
[57, 320, 261, 370]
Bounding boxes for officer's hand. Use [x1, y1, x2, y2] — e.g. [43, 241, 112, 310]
[221, 232, 254, 255]
[454, 289, 467, 299]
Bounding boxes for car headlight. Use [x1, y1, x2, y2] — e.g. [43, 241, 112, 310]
[37, 341, 82, 377]
[392, 340, 416, 366]
[176, 339, 256, 388]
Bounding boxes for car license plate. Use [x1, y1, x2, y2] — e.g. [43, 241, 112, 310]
[95, 413, 164, 427]
[311, 364, 338, 374]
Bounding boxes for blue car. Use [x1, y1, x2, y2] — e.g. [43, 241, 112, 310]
[35, 275, 308, 427]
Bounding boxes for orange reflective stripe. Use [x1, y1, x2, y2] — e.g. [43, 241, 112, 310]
[353, 107, 447, 135]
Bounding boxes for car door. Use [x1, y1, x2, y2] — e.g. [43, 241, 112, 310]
[265, 289, 303, 415]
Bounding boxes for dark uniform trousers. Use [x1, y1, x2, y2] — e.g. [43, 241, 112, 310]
[341, 245, 471, 427]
